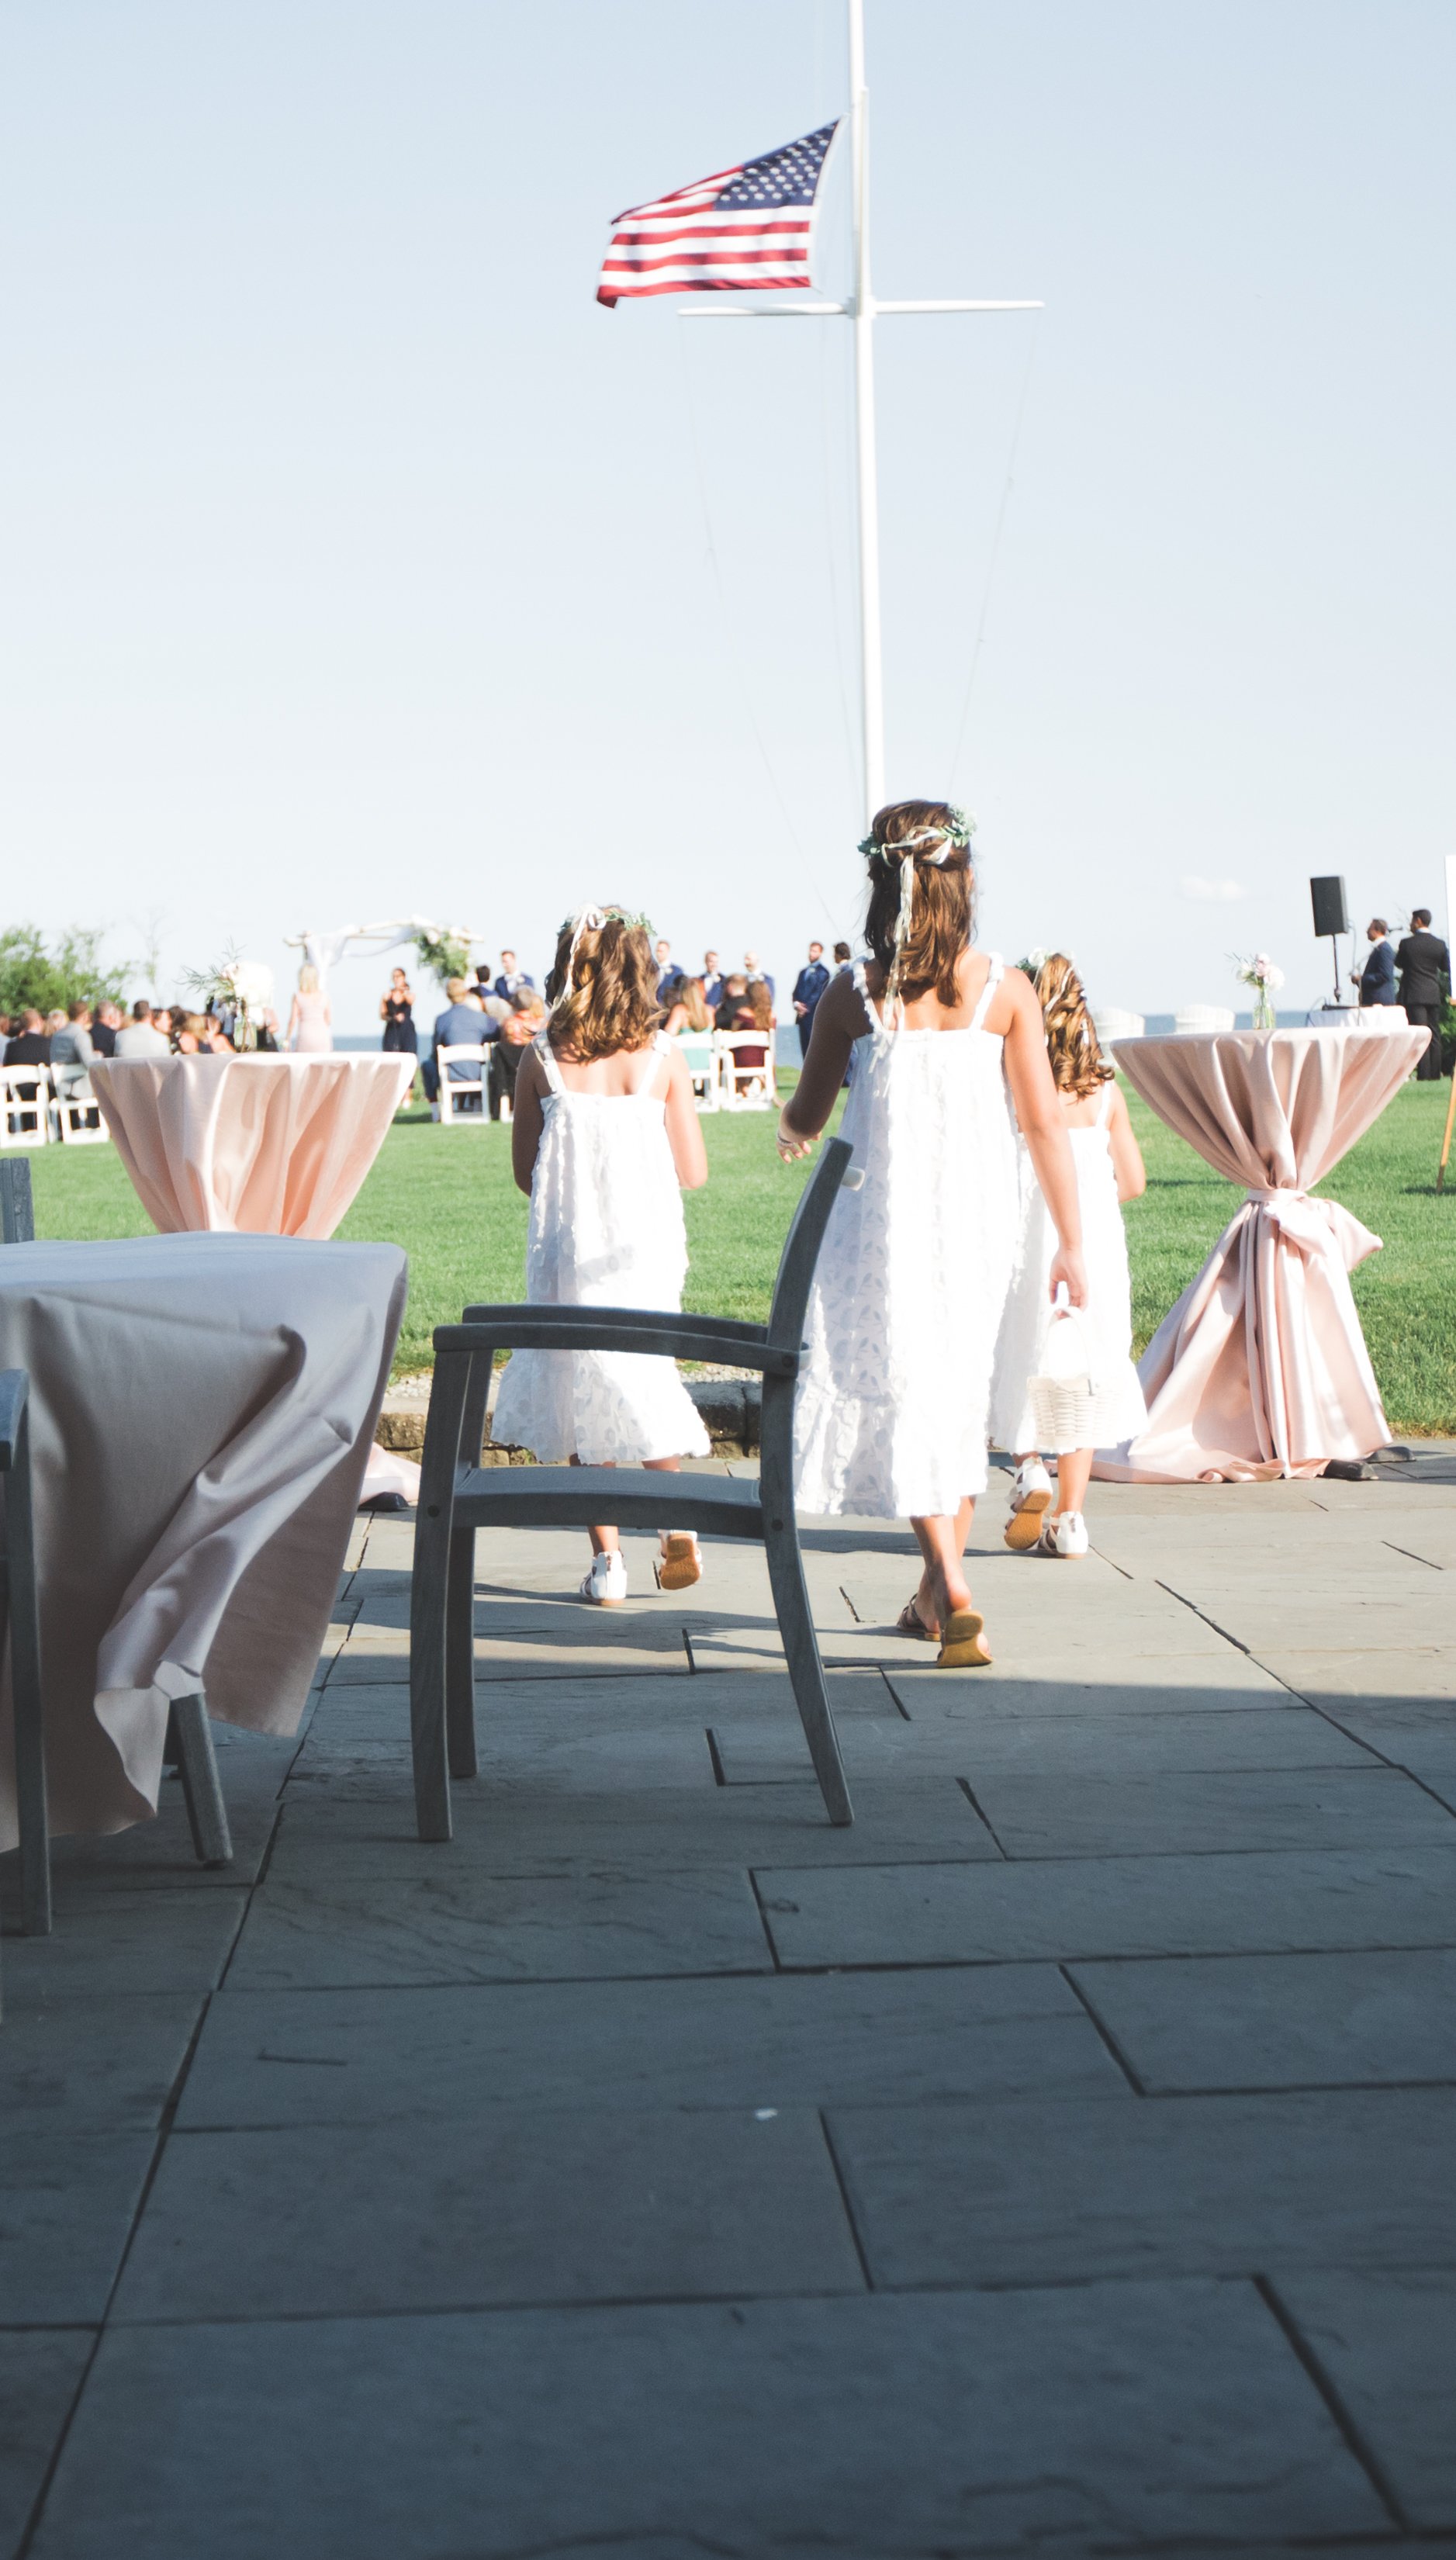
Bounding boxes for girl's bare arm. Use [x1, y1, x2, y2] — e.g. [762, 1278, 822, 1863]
[664, 1046, 709, 1188]
[510, 1047, 546, 1195]
[777, 971, 860, 1155]
[1107, 1083, 1146, 1202]
[1001, 973, 1088, 1306]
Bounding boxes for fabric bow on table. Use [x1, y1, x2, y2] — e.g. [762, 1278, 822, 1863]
[1101, 1026, 1425, 1482]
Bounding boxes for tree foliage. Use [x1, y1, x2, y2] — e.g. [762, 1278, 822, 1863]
[0, 924, 129, 1019]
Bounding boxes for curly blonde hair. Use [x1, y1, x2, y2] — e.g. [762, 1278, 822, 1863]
[545, 908, 660, 1062]
[1031, 953, 1112, 1099]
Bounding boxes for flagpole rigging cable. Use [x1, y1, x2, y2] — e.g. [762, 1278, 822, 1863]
[680, 0, 1044, 834]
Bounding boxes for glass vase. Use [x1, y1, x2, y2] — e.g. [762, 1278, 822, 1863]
[1252, 989, 1276, 1032]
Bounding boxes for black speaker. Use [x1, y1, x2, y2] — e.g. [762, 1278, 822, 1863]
[1310, 875, 1349, 939]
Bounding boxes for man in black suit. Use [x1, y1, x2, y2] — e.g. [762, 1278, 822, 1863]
[1395, 908, 1450, 1080]
[1353, 920, 1397, 1007]
[2, 1010, 50, 1068]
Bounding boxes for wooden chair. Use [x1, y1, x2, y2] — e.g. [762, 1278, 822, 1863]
[435, 1044, 489, 1123]
[54, 1087, 109, 1146]
[0, 1065, 51, 1150]
[409, 1136, 858, 1839]
[0, 1161, 231, 1928]
[675, 1033, 720, 1112]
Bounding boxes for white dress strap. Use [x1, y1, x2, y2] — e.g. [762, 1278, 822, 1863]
[631, 1034, 673, 1095]
[851, 960, 887, 1042]
[1096, 1079, 1115, 1129]
[967, 953, 1005, 1034]
[534, 1029, 565, 1095]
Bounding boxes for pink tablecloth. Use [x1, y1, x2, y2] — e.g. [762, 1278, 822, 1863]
[1100, 1026, 1428, 1482]
[90, 1053, 416, 1240]
[0, 1236, 406, 1844]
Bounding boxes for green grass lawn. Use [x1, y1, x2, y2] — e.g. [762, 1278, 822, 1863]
[15, 1074, 1456, 1431]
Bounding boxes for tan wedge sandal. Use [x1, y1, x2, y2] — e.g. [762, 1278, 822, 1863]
[936, 1608, 993, 1669]
[655, 1533, 703, 1593]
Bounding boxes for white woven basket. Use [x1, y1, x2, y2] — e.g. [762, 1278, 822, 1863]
[1029, 1301, 1117, 1452]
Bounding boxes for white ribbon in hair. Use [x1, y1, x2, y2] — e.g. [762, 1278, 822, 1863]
[882, 829, 956, 1030]
[556, 904, 607, 1006]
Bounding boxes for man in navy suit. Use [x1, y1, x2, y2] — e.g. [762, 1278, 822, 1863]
[654, 939, 676, 1003]
[791, 941, 831, 1059]
[1395, 908, 1451, 1081]
[1354, 920, 1397, 1007]
[492, 949, 534, 1002]
[702, 950, 723, 1010]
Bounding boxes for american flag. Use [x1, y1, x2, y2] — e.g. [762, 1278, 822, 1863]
[597, 122, 840, 309]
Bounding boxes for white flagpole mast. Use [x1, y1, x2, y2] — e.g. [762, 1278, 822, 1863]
[682, 0, 1042, 835]
[848, 0, 884, 827]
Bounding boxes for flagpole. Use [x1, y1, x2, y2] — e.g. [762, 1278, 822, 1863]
[848, 0, 884, 831]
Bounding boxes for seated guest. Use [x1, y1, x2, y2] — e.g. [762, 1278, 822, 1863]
[665, 977, 713, 1035]
[202, 1012, 233, 1053]
[742, 948, 774, 1003]
[714, 972, 749, 1030]
[493, 948, 535, 1001]
[731, 977, 775, 1073]
[90, 1002, 122, 1057]
[45, 1008, 67, 1038]
[1353, 921, 1397, 1006]
[489, 985, 545, 1119]
[428, 978, 489, 1116]
[50, 1001, 97, 1098]
[114, 1000, 172, 1059]
[3, 1008, 51, 1067]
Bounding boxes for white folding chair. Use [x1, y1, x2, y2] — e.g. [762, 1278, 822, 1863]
[714, 1029, 777, 1109]
[54, 1081, 109, 1145]
[0, 1065, 50, 1149]
[436, 1045, 489, 1123]
[676, 1033, 720, 1112]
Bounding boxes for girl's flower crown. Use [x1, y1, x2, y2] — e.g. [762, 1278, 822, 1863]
[859, 808, 975, 1029]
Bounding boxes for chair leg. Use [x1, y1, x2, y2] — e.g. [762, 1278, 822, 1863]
[169, 1694, 233, 1866]
[409, 1489, 453, 1842]
[762, 1521, 853, 1827]
[444, 1524, 479, 1780]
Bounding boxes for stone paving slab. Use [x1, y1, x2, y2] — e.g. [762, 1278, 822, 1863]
[179, 1966, 1127, 2126]
[225, 1863, 773, 1991]
[1255, 1646, 1456, 1702]
[886, 1650, 1294, 1713]
[828, 2085, 1456, 2288]
[111, 2108, 866, 2321]
[969, 1764, 1456, 1858]
[708, 1705, 1377, 1783]
[265, 1773, 998, 1877]
[0, 1991, 203, 2129]
[0, 2330, 95, 2557]
[0, 1890, 247, 1996]
[756, 1843, 1456, 1968]
[1273, 2268, 1456, 2528]
[31, 2282, 1392, 2560]
[0, 2127, 157, 2323]
[1072, 1947, 1456, 2091]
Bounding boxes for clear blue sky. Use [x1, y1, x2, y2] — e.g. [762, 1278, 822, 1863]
[3, 0, 1452, 1031]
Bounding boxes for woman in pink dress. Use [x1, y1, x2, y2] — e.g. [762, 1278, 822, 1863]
[288, 965, 333, 1053]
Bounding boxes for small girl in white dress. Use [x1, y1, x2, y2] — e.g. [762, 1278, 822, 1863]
[780, 804, 1087, 1668]
[992, 953, 1147, 1558]
[491, 905, 711, 1605]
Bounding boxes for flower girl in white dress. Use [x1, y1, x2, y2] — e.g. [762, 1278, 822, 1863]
[491, 905, 710, 1605]
[779, 804, 1087, 1667]
[992, 953, 1147, 1558]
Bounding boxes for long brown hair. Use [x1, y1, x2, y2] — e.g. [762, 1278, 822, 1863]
[745, 978, 773, 1031]
[545, 908, 660, 1061]
[678, 977, 712, 1032]
[1031, 953, 1112, 1099]
[862, 800, 974, 1006]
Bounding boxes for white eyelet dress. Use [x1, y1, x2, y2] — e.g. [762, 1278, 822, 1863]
[794, 957, 1019, 1518]
[990, 1081, 1148, 1455]
[490, 1032, 711, 1465]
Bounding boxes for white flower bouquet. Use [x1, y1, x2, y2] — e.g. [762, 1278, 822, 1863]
[1232, 950, 1285, 1031]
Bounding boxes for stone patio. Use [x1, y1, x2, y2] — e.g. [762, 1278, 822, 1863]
[4, 1448, 1455, 2558]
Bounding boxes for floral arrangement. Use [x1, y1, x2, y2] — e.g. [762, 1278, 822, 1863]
[182, 949, 275, 1049]
[1232, 950, 1285, 1031]
[413, 928, 476, 987]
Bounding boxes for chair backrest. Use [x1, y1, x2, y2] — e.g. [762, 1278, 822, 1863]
[765, 1136, 853, 1358]
[0, 1065, 51, 1147]
[436, 1044, 489, 1123]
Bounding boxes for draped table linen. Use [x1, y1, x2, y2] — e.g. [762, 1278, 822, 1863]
[1100, 1026, 1427, 1482]
[0, 1234, 406, 1846]
[89, 1053, 416, 1239]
